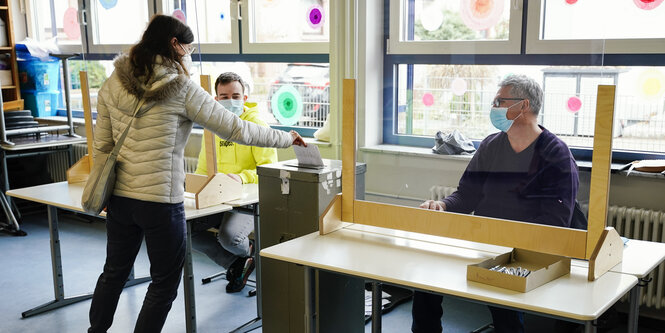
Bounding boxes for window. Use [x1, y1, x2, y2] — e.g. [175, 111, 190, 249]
[160, 0, 238, 53]
[193, 62, 330, 130]
[526, 0, 665, 54]
[82, 0, 153, 53]
[243, 0, 329, 53]
[25, 0, 330, 131]
[388, 0, 523, 54]
[24, 0, 83, 53]
[386, 0, 665, 158]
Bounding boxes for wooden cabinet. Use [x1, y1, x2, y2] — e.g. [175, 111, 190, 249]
[0, 0, 22, 111]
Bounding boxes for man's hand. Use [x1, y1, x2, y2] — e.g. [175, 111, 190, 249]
[419, 200, 446, 211]
[226, 173, 242, 183]
[290, 130, 307, 147]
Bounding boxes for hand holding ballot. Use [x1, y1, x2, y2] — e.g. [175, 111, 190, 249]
[290, 130, 307, 147]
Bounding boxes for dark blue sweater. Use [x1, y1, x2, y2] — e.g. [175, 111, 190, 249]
[442, 127, 579, 228]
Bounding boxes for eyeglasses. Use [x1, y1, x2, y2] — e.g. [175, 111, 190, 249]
[492, 97, 524, 108]
[180, 43, 196, 55]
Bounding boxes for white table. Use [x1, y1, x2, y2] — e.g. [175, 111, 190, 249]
[342, 224, 665, 332]
[6, 181, 233, 333]
[261, 224, 639, 333]
[572, 239, 665, 333]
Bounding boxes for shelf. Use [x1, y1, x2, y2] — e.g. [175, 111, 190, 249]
[0, 47, 12, 51]
[1, 85, 16, 89]
[0, 6, 8, 10]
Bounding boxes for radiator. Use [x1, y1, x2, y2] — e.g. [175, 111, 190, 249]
[46, 143, 88, 182]
[429, 185, 457, 201]
[47, 145, 200, 181]
[184, 157, 198, 173]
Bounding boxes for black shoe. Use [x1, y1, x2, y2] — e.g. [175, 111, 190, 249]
[226, 256, 255, 293]
[226, 240, 254, 282]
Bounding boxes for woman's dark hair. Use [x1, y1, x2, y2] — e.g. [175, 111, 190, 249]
[129, 14, 194, 81]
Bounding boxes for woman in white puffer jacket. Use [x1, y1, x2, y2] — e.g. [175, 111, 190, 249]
[87, 14, 305, 333]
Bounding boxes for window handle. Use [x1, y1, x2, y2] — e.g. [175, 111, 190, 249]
[78, 8, 87, 26]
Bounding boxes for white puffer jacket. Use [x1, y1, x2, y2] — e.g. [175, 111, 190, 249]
[93, 54, 292, 203]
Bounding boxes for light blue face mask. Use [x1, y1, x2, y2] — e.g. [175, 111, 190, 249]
[218, 99, 245, 116]
[490, 100, 524, 132]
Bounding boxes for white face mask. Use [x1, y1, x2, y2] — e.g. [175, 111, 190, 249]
[181, 54, 192, 73]
[218, 99, 244, 116]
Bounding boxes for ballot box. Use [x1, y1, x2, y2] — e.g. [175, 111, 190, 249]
[258, 159, 367, 333]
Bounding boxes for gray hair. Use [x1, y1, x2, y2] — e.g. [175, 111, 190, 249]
[499, 75, 543, 116]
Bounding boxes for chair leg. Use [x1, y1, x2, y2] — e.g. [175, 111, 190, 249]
[201, 271, 227, 285]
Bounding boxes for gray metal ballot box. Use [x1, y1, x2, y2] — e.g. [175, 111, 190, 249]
[258, 159, 366, 333]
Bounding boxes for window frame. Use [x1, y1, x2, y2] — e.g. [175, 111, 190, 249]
[383, 0, 665, 162]
[24, 0, 85, 54]
[387, 0, 524, 55]
[24, 0, 330, 134]
[155, 0, 240, 54]
[240, 0, 329, 54]
[525, 0, 665, 55]
[79, 0, 156, 54]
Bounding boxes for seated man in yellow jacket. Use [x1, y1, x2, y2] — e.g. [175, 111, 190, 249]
[191, 72, 277, 293]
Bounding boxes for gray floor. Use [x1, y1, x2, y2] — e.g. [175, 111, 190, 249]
[1, 209, 663, 333]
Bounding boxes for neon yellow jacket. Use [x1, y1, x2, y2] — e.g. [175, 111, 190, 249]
[194, 102, 278, 184]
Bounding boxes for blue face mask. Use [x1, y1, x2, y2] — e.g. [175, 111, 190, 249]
[490, 100, 524, 132]
[219, 99, 244, 116]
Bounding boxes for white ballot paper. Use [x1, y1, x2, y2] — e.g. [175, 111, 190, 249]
[291, 144, 325, 169]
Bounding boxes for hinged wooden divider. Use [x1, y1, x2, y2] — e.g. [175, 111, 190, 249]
[66, 71, 94, 183]
[183, 75, 241, 209]
[319, 79, 356, 234]
[586, 85, 622, 280]
[320, 80, 622, 281]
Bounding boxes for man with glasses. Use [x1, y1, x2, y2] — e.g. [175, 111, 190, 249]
[413, 75, 580, 333]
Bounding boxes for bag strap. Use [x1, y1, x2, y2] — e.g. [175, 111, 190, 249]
[109, 98, 146, 156]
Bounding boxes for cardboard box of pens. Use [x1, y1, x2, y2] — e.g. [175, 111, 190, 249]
[467, 248, 571, 293]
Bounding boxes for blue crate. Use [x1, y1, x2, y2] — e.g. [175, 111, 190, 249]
[23, 90, 61, 117]
[17, 53, 60, 92]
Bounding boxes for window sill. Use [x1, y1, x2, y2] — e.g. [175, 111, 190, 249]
[360, 144, 474, 161]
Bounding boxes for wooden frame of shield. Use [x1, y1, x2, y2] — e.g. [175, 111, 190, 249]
[320, 79, 621, 281]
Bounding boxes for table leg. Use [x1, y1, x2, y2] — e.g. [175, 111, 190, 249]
[0, 149, 23, 236]
[372, 282, 382, 333]
[22, 205, 92, 317]
[627, 279, 648, 333]
[184, 220, 197, 333]
[230, 204, 263, 333]
[253, 204, 262, 318]
[304, 266, 316, 333]
[584, 320, 597, 333]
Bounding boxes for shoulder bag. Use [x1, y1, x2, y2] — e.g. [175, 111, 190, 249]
[81, 98, 146, 215]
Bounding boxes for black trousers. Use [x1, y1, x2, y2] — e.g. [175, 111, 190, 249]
[88, 195, 186, 333]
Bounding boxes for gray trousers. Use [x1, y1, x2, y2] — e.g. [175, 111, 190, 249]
[191, 211, 253, 269]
